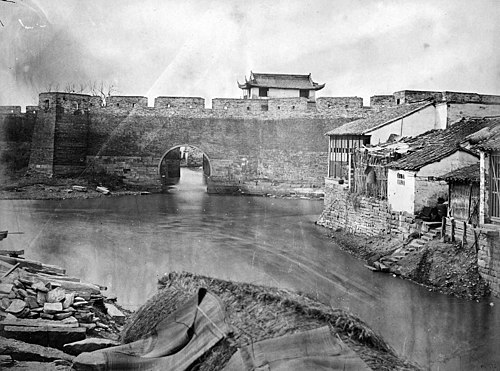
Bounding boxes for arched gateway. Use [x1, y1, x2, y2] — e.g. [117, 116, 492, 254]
[158, 145, 211, 189]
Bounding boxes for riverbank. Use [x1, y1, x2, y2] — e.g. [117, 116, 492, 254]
[0, 173, 148, 201]
[0, 253, 420, 370]
[326, 229, 491, 301]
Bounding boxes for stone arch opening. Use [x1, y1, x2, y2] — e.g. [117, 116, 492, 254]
[158, 145, 211, 190]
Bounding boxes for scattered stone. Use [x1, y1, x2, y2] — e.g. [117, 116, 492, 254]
[19, 277, 35, 286]
[104, 303, 125, 321]
[0, 283, 14, 295]
[96, 322, 110, 330]
[47, 287, 66, 303]
[63, 337, 120, 356]
[6, 299, 27, 314]
[27, 311, 40, 319]
[18, 307, 30, 318]
[18, 288, 29, 298]
[13, 280, 24, 288]
[79, 323, 97, 331]
[74, 296, 86, 302]
[8, 290, 16, 299]
[63, 293, 75, 309]
[54, 312, 73, 320]
[25, 296, 39, 309]
[40, 313, 54, 320]
[73, 300, 89, 307]
[32, 281, 49, 292]
[0, 297, 11, 311]
[26, 288, 37, 296]
[74, 312, 93, 323]
[37, 291, 48, 305]
[44, 302, 63, 314]
[62, 316, 78, 326]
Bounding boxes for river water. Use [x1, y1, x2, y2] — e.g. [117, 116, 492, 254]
[0, 169, 498, 370]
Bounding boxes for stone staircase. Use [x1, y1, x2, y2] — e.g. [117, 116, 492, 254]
[379, 222, 441, 268]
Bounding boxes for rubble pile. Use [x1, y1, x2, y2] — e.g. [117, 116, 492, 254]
[0, 249, 126, 368]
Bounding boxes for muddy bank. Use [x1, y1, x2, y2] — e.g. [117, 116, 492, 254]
[327, 229, 490, 300]
[0, 174, 152, 201]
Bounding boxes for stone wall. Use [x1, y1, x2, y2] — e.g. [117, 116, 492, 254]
[370, 95, 395, 109]
[154, 97, 205, 111]
[477, 228, 500, 295]
[0, 109, 37, 177]
[317, 179, 417, 238]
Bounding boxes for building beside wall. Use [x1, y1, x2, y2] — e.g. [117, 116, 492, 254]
[325, 90, 500, 180]
[238, 72, 325, 101]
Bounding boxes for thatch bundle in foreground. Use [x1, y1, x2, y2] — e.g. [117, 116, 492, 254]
[122, 272, 421, 371]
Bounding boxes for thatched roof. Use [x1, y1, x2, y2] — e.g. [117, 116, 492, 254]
[122, 271, 420, 371]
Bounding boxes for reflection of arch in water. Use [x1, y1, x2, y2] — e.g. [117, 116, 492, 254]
[158, 145, 211, 188]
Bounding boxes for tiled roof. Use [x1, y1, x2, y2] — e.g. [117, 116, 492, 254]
[388, 117, 496, 170]
[238, 72, 325, 90]
[468, 121, 500, 151]
[325, 101, 433, 136]
[440, 163, 480, 183]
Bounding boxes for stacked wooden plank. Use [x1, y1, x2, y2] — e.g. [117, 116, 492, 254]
[0, 250, 125, 351]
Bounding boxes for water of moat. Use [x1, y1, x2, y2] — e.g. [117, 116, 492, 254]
[1, 168, 498, 370]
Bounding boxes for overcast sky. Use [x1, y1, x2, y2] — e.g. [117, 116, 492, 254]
[1, 0, 499, 108]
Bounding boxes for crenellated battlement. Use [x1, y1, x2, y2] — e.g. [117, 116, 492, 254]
[3, 89, 500, 118]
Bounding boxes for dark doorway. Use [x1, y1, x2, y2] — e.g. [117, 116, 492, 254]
[159, 145, 210, 191]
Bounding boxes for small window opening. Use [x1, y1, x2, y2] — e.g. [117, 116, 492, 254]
[116, 103, 120, 107]
[247, 106, 250, 110]
[123, 169, 131, 174]
[132, 103, 135, 108]
[292, 106, 295, 109]
[277, 106, 281, 110]
[397, 173, 405, 185]
[396, 98, 401, 105]
[259, 88, 268, 97]
[44, 100, 49, 110]
[261, 105, 268, 111]
[300, 89, 309, 98]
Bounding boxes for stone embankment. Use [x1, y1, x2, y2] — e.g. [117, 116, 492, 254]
[0, 250, 126, 369]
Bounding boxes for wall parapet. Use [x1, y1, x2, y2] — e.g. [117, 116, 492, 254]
[0, 106, 22, 114]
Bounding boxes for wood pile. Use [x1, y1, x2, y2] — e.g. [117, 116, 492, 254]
[0, 249, 126, 354]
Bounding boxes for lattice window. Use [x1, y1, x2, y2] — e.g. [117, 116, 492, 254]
[490, 152, 500, 222]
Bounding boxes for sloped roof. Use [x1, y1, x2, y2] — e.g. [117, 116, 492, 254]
[325, 101, 433, 136]
[466, 120, 500, 152]
[388, 117, 495, 170]
[238, 72, 325, 91]
[440, 163, 480, 183]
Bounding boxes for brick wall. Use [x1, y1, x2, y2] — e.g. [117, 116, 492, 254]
[317, 179, 417, 238]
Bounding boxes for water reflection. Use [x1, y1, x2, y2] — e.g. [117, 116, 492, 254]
[0, 168, 499, 370]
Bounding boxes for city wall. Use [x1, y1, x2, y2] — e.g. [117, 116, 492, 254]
[19, 92, 369, 194]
